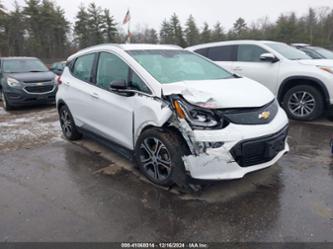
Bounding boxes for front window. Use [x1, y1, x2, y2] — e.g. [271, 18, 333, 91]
[313, 47, 333, 59]
[237, 45, 268, 62]
[266, 43, 311, 60]
[127, 50, 233, 84]
[96, 52, 151, 93]
[3, 58, 49, 73]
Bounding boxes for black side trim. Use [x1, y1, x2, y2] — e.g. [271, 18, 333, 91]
[78, 128, 134, 161]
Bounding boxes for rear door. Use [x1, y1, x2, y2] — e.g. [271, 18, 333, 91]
[62, 52, 98, 127]
[233, 44, 280, 93]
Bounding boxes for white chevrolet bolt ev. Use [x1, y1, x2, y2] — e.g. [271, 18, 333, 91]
[56, 44, 289, 188]
[187, 40, 333, 121]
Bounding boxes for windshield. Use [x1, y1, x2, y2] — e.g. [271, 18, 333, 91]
[3, 59, 49, 73]
[127, 50, 233, 84]
[313, 47, 333, 59]
[300, 47, 324, 59]
[266, 43, 311, 60]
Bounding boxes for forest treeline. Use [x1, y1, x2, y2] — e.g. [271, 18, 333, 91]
[0, 0, 332, 59]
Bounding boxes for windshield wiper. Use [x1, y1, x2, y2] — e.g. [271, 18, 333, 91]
[28, 70, 47, 72]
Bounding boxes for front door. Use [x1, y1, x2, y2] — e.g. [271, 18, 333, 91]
[232, 44, 280, 93]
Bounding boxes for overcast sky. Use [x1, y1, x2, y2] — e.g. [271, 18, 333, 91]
[2, 0, 333, 31]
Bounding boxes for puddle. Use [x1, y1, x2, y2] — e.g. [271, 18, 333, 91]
[93, 164, 124, 175]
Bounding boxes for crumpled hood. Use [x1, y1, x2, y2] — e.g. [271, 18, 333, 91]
[298, 59, 333, 67]
[162, 77, 275, 109]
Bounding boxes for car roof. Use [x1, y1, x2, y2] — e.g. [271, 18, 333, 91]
[187, 40, 283, 51]
[291, 43, 311, 48]
[78, 43, 181, 53]
[118, 43, 182, 51]
[0, 56, 38, 60]
[68, 43, 183, 61]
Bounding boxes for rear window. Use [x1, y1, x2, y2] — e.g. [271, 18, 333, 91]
[207, 45, 236, 61]
[72, 53, 96, 83]
[194, 48, 208, 57]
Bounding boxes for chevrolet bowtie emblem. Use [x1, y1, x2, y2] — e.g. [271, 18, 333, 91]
[259, 111, 271, 120]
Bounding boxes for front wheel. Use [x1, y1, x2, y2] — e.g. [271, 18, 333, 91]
[134, 128, 188, 187]
[282, 85, 324, 121]
[2, 91, 13, 111]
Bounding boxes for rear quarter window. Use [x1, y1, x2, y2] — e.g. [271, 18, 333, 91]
[71, 53, 96, 83]
[194, 48, 208, 57]
[207, 45, 237, 61]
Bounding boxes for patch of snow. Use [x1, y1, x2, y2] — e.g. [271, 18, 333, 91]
[0, 107, 8, 115]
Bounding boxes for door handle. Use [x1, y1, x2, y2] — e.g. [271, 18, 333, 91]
[91, 92, 99, 99]
[233, 67, 242, 71]
[64, 81, 70, 86]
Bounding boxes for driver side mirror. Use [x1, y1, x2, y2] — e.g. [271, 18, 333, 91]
[108, 80, 134, 97]
[260, 53, 279, 63]
[109, 79, 127, 90]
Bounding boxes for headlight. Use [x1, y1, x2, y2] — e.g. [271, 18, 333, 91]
[7, 77, 21, 87]
[173, 99, 222, 129]
[318, 66, 333, 75]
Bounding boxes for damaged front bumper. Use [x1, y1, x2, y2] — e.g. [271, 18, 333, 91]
[181, 107, 289, 180]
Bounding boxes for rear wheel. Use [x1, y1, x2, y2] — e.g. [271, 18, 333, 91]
[59, 105, 82, 140]
[282, 85, 324, 121]
[134, 128, 188, 187]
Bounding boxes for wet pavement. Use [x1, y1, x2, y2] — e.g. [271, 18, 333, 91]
[0, 104, 332, 242]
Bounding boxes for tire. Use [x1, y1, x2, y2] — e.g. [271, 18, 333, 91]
[282, 85, 324, 121]
[59, 105, 82, 140]
[134, 128, 189, 187]
[2, 91, 13, 111]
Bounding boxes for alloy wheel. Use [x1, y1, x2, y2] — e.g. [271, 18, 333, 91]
[60, 109, 73, 137]
[139, 137, 172, 182]
[287, 91, 316, 117]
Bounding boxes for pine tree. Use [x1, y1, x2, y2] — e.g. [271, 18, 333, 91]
[53, 6, 70, 58]
[145, 28, 159, 43]
[233, 17, 247, 37]
[6, 1, 25, 56]
[169, 13, 187, 47]
[87, 3, 104, 45]
[24, 0, 43, 56]
[200, 22, 211, 43]
[307, 8, 317, 44]
[0, 0, 8, 56]
[102, 9, 118, 43]
[184, 15, 200, 46]
[74, 5, 90, 49]
[211, 22, 226, 42]
[160, 19, 174, 44]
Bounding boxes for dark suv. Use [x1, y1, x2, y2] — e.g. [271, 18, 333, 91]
[0, 57, 57, 110]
